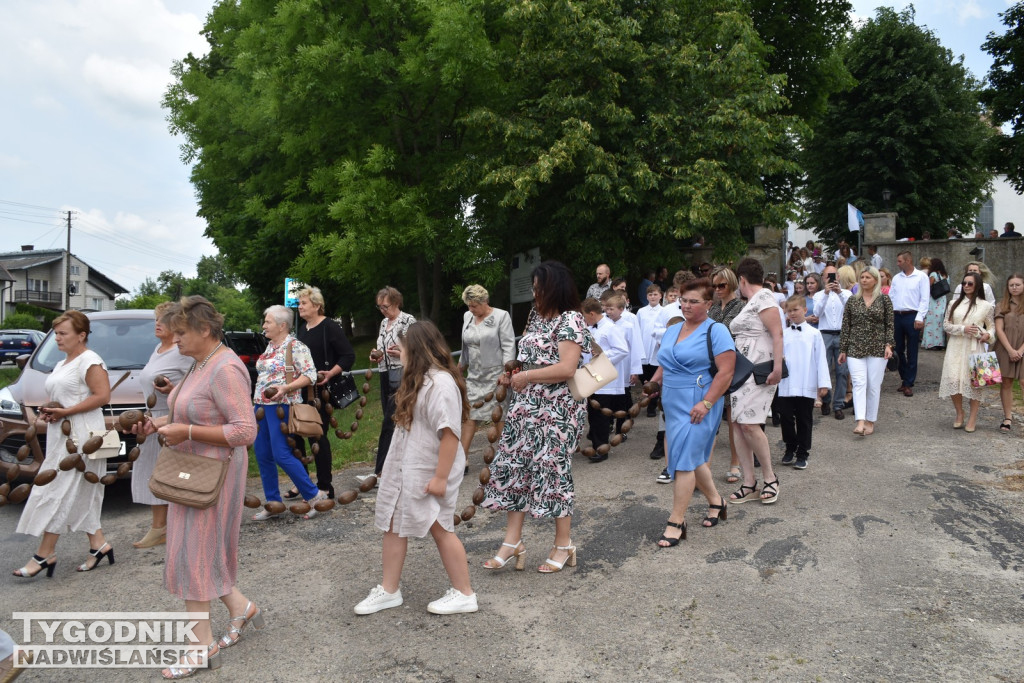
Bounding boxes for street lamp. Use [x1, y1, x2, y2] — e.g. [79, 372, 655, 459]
[881, 188, 892, 211]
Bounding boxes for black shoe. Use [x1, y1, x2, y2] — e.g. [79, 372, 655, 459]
[656, 468, 672, 484]
[821, 401, 831, 416]
[842, 399, 853, 409]
[649, 432, 665, 460]
[646, 409, 658, 418]
[618, 433, 628, 443]
[771, 414, 781, 427]
[589, 452, 609, 463]
[283, 488, 301, 500]
[781, 452, 796, 466]
[794, 457, 808, 470]
[834, 409, 845, 420]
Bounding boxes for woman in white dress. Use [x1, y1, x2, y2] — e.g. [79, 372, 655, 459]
[13, 311, 113, 578]
[940, 272, 996, 433]
[130, 302, 193, 548]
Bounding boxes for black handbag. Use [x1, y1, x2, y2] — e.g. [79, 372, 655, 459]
[707, 323, 754, 394]
[752, 358, 789, 385]
[325, 374, 359, 410]
[930, 276, 950, 300]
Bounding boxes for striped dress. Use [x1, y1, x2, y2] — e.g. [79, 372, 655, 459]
[163, 350, 257, 601]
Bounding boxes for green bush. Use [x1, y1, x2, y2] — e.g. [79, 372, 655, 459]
[15, 302, 59, 328]
[1, 312, 43, 330]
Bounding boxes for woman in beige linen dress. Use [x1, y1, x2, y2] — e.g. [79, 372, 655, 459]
[940, 272, 996, 432]
[355, 321, 478, 616]
[994, 273, 1024, 433]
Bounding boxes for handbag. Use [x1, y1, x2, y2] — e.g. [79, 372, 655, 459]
[707, 323, 754, 393]
[285, 341, 324, 439]
[752, 358, 789, 385]
[568, 340, 619, 401]
[319, 322, 358, 410]
[85, 429, 122, 460]
[969, 351, 1002, 388]
[930, 276, 950, 300]
[149, 365, 231, 509]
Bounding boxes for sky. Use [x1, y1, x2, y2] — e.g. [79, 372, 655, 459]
[0, 0, 1016, 296]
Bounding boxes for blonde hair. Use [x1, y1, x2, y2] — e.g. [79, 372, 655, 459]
[837, 265, 856, 290]
[964, 261, 994, 285]
[461, 284, 489, 305]
[856, 266, 881, 300]
[166, 296, 224, 338]
[154, 301, 175, 318]
[296, 286, 325, 315]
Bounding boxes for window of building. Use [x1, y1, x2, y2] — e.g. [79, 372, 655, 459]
[70, 265, 80, 275]
[976, 198, 994, 233]
[28, 278, 49, 292]
[92, 298, 104, 310]
[70, 281, 81, 295]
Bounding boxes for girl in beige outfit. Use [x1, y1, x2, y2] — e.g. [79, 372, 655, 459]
[940, 272, 996, 432]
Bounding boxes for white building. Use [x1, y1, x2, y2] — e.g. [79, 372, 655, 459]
[0, 246, 128, 320]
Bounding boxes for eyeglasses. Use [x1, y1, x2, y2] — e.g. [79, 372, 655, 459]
[713, 283, 728, 290]
[377, 303, 392, 311]
[679, 298, 708, 305]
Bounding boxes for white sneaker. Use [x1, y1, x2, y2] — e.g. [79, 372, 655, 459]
[354, 585, 403, 615]
[427, 588, 478, 615]
[303, 490, 329, 519]
[252, 509, 281, 521]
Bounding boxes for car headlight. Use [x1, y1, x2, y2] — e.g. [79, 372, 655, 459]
[0, 386, 24, 419]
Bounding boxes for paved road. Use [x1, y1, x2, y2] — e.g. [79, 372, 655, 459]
[2, 350, 1022, 681]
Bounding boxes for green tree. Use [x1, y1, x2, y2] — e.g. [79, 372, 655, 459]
[983, 1, 1024, 193]
[1, 313, 43, 331]
[801, 7, 994, 242]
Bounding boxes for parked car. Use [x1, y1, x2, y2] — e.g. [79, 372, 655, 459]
[0, 310, 156, 482]
[223, 330, 263, 389]
[0, 329, 45, 365]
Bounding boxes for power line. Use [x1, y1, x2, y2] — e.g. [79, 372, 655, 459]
[71, 216, 198, 268]
[0, 198, 63, 212]
[0, 214, 64, 227]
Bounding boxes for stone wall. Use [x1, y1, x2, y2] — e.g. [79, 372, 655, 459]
[870, 238, 1024, 290]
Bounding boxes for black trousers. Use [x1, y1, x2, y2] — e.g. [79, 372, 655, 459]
[777, 396, 814, 457]
[641, 363, 659, 414]
[587, 393, 616, 447]
[291, 396, 335, 495]
[375, 368, 401, 475]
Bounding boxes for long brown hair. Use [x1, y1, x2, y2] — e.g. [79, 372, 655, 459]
[997, 272, 1024, 316]
[948, 272, 983, 321]
[392, 321, 469, 429]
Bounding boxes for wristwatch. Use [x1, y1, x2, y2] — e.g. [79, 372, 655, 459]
[702, 399, 713, 410]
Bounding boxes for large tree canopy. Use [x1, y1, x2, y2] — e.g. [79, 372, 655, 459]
[166, 0, 809, 317]
[801, 7, 994, 243]
[983, 1, 1024, 193]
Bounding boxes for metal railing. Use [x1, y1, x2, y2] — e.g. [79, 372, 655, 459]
[14, 290, 61, 304]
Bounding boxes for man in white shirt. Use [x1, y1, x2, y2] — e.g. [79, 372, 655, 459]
[888, 250, 931, 396]
[586, 264, 612, 301]
[636, 284, 666, 417]
[581, 299, 630, 463]
[868, 245, 883, 270]
[813, 264, 852, 419]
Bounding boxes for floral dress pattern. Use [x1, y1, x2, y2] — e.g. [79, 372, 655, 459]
[922, 272, 948, 349]
[253, 335, 317, 405]
[482, 310, 593, 518]
[729, 288, 779, 424]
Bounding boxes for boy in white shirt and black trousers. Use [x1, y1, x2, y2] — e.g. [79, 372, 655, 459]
[602, 290, 643, 439]
[580, 298, 630, 463]
[778, 295, 831, 470]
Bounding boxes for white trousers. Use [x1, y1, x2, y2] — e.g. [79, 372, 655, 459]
[847, 356, 887, 422]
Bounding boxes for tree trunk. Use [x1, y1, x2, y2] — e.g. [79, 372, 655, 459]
[430, 253, 442, 323]
[415, 254, 430, 321]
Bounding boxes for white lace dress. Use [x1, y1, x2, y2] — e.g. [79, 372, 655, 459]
[939, 299, 995, 400]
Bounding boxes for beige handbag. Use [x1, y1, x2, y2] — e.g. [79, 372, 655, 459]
[148, 365, 231, 509]
[568, 341, 619, 401]
[284, 341, 323, 438]
[85, 429, 123, 460]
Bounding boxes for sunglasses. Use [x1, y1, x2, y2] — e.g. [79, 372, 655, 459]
[713, 283, 728, 290]
[961, 281, 974, 286]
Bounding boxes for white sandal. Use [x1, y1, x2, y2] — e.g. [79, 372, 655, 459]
[538, 542, 577, 574]
[482, 541, 526, 570]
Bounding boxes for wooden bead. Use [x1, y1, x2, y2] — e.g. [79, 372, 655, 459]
[314, 499, 336, 512]
[289, 502, 311, 515]
[128, 447, 141, 462]
[365, 369, 374, 382]
[610, 434, 623, 447]
[495, 385, 507, 403]
[265, 501, 286, 514]
[472, 487, 485, 505]
[337, 490, 358, 505]
[619, 419, 633, 434]
[100, 474, 118, 486]
[83, 471, 100, 484]
[478, 467, 491, 485]
[116, 462, 132, 477]
[482, 446, 495, 464]
[34, 469, 57, 486]
[16, 445, 30, 461]
[255, 406, 265, 421]
[596, 444, 610, 455]
[486, 425, 499, 443]
[460, 505, 476, 522]
[8, 483, 31, 504]
[362, 383, 371, 394]
[244, 495, 262, 508]
[358, 475, 378, 492]
[355, 409, 364, 420]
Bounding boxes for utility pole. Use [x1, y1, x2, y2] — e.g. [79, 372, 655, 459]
[65, 210, 72, 311]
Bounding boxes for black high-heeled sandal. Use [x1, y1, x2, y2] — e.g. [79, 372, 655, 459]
[13, 554, 56, 578]
[283, 487, 301, 499]
[1000, 419, 1013, 433]
[729, 483, 759, 504]
[703, 499, 728, 527]
[77, 543, 114, 572]
[657, 520, 686, 548]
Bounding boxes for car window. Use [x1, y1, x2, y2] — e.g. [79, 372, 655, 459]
[31, 318, 156, 372]
[225, 333, 266, 358]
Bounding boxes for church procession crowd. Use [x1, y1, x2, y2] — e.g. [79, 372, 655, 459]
[7, 238, 1024, 679]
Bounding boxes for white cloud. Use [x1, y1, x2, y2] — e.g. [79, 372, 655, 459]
[0, 154, 28, 171]
[958, 0, 986, 22]
[81, 55, 174, 116]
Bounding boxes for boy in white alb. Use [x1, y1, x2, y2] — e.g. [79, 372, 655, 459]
[777, 295, 831, 470]
[601, 290, 642, 437]
[636, 285, 665, 417]
[580, 299, 630, 463]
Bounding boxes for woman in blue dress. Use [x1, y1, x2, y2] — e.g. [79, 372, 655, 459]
[649, 279, 736, 547]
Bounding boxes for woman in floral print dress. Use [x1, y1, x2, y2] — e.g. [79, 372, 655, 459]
[481, 261, 593, 574]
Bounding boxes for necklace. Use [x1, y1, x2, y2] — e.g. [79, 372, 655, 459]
[197, 341, 223, 370]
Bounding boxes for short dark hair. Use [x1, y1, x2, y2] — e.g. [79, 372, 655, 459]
[580, 297, 603, 314]
[681, 277, 713, 302]
[532, 261, 579, 318]
[735, 257, 764, 286]
[52, 310, 90, 340]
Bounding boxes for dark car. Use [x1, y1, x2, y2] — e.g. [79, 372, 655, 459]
[223, 330, 264, 388]
[0, 329, 45, 364]
[0, 310, 157, 481]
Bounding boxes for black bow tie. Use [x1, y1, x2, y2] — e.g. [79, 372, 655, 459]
[790, 325, 802, 331]
[591, 324, 599, 329]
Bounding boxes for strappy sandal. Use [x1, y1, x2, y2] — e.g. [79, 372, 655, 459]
[1000, 419, 1013, 433]
[218, 600, 265, 648]
[658, 521, 686, 547]
[482, 541, 526, 570]
[538, 542, 577, 573]
[703, 500, 728, 527]
[729, 483, 759, 504]
[12, 554, 56, 578]
[726, 467, 741, 484]
[760, 478, 780, 505]
[162, 642, 221, 679]
[283, 487, 301, 499]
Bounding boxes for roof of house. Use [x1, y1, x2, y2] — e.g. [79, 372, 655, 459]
[0, 264, 14, 282]
[0, 249, 128, 294]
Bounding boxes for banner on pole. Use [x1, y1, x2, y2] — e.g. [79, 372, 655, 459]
[847, 203, 864, 232]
